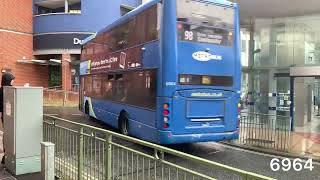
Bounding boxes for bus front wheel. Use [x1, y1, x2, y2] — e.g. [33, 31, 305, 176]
[119, 113, 129, 136]
[84, 101, 94, 121]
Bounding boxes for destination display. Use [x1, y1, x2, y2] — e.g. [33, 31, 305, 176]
[177, 23, 234, 46]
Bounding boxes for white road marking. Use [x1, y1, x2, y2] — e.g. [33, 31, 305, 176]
[72, 114, 83, 116]
[1, 177, 17, 180]
[45, 114, 59, 116]
[208, 150, 220, 155]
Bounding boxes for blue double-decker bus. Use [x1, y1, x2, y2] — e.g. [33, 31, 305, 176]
[80, 0, 241, 144]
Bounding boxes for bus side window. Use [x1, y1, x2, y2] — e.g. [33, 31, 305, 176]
[114, 74, 125, 101]
[115, 74, 123, 81]
[145, 5, 158, 41]
[108, 74, 115, 81]
[144, 71, 156, 109]
[92, 75, 102, 98]
[104, 74, 113, 100]
[85, 76, 93, 96]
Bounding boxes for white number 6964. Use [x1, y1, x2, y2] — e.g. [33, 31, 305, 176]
[270, 158, 314, 172]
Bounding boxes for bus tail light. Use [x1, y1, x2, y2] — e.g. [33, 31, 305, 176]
[163, 110, 170, 116]
[237, 103, 241, 113]
[164, 117, 169, 123]
[163, 123, 169, 128]
[163, 103, 170, 128]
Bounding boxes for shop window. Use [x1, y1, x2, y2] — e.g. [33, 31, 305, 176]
[68, 0, 81, 14]
[36, 0, 65, 14]
[121, 6, 132, 16]
[49, 66, 61, 87]
[35, 0, 81, 15]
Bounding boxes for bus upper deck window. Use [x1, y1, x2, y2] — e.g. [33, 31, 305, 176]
[176, 0, 235, 46]
[108, 74, 114, 80]
[116, 74, 123, 80]
[176, 0, 234, 29]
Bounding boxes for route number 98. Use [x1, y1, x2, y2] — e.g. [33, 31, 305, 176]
[184, 31, 194, 41]
[270, 158, 314, 171]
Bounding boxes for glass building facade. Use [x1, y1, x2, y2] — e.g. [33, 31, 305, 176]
[241, 13, 320, 132]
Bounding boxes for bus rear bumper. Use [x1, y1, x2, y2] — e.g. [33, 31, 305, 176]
[158, 129, 239, 144]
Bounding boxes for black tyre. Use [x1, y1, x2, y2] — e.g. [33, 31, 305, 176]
[119, 113, 129, 135]
[85, 101, 89, 115]
[84, 101, 95, 121]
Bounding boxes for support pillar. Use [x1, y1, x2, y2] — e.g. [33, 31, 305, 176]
[294, 77, 307, 127]
[307, 84, 312, 122]
[65, 0, 69, 13]
[248, 17, 255, 113]
[62, 54, 72, 91]
[268, 70, 277, 127]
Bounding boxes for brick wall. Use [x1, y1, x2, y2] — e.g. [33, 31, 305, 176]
[62, 54, 72, 91]
[0, 0, 49, 87]
[0, 0, 33, 33]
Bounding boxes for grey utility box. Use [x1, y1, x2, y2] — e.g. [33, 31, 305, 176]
[3, 86, 43, 175]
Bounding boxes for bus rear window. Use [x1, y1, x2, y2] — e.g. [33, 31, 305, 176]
[179, 74, 233, 87]
[177, 0, 234, 29]
[177, 0, 235, 46]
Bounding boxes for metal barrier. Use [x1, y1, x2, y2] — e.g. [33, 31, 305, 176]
[237, 112, 291, 152]
[43, 90, 79, 107]
[43, 115, 275, 180]
[44, 84, 80, 92]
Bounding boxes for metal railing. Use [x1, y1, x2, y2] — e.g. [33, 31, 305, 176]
[236, 112, 291, 152]
[43, 115, 275, 180]
[44, 84, 80, 92]
[43, 90, 79, 107]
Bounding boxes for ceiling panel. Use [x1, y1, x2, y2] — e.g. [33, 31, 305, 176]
[231, 0, 320, 19]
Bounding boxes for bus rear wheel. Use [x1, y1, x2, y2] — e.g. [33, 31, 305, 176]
[119, 113, 129, 136]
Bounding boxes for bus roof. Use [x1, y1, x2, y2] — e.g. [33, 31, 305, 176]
[82, 0, 236, 45]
